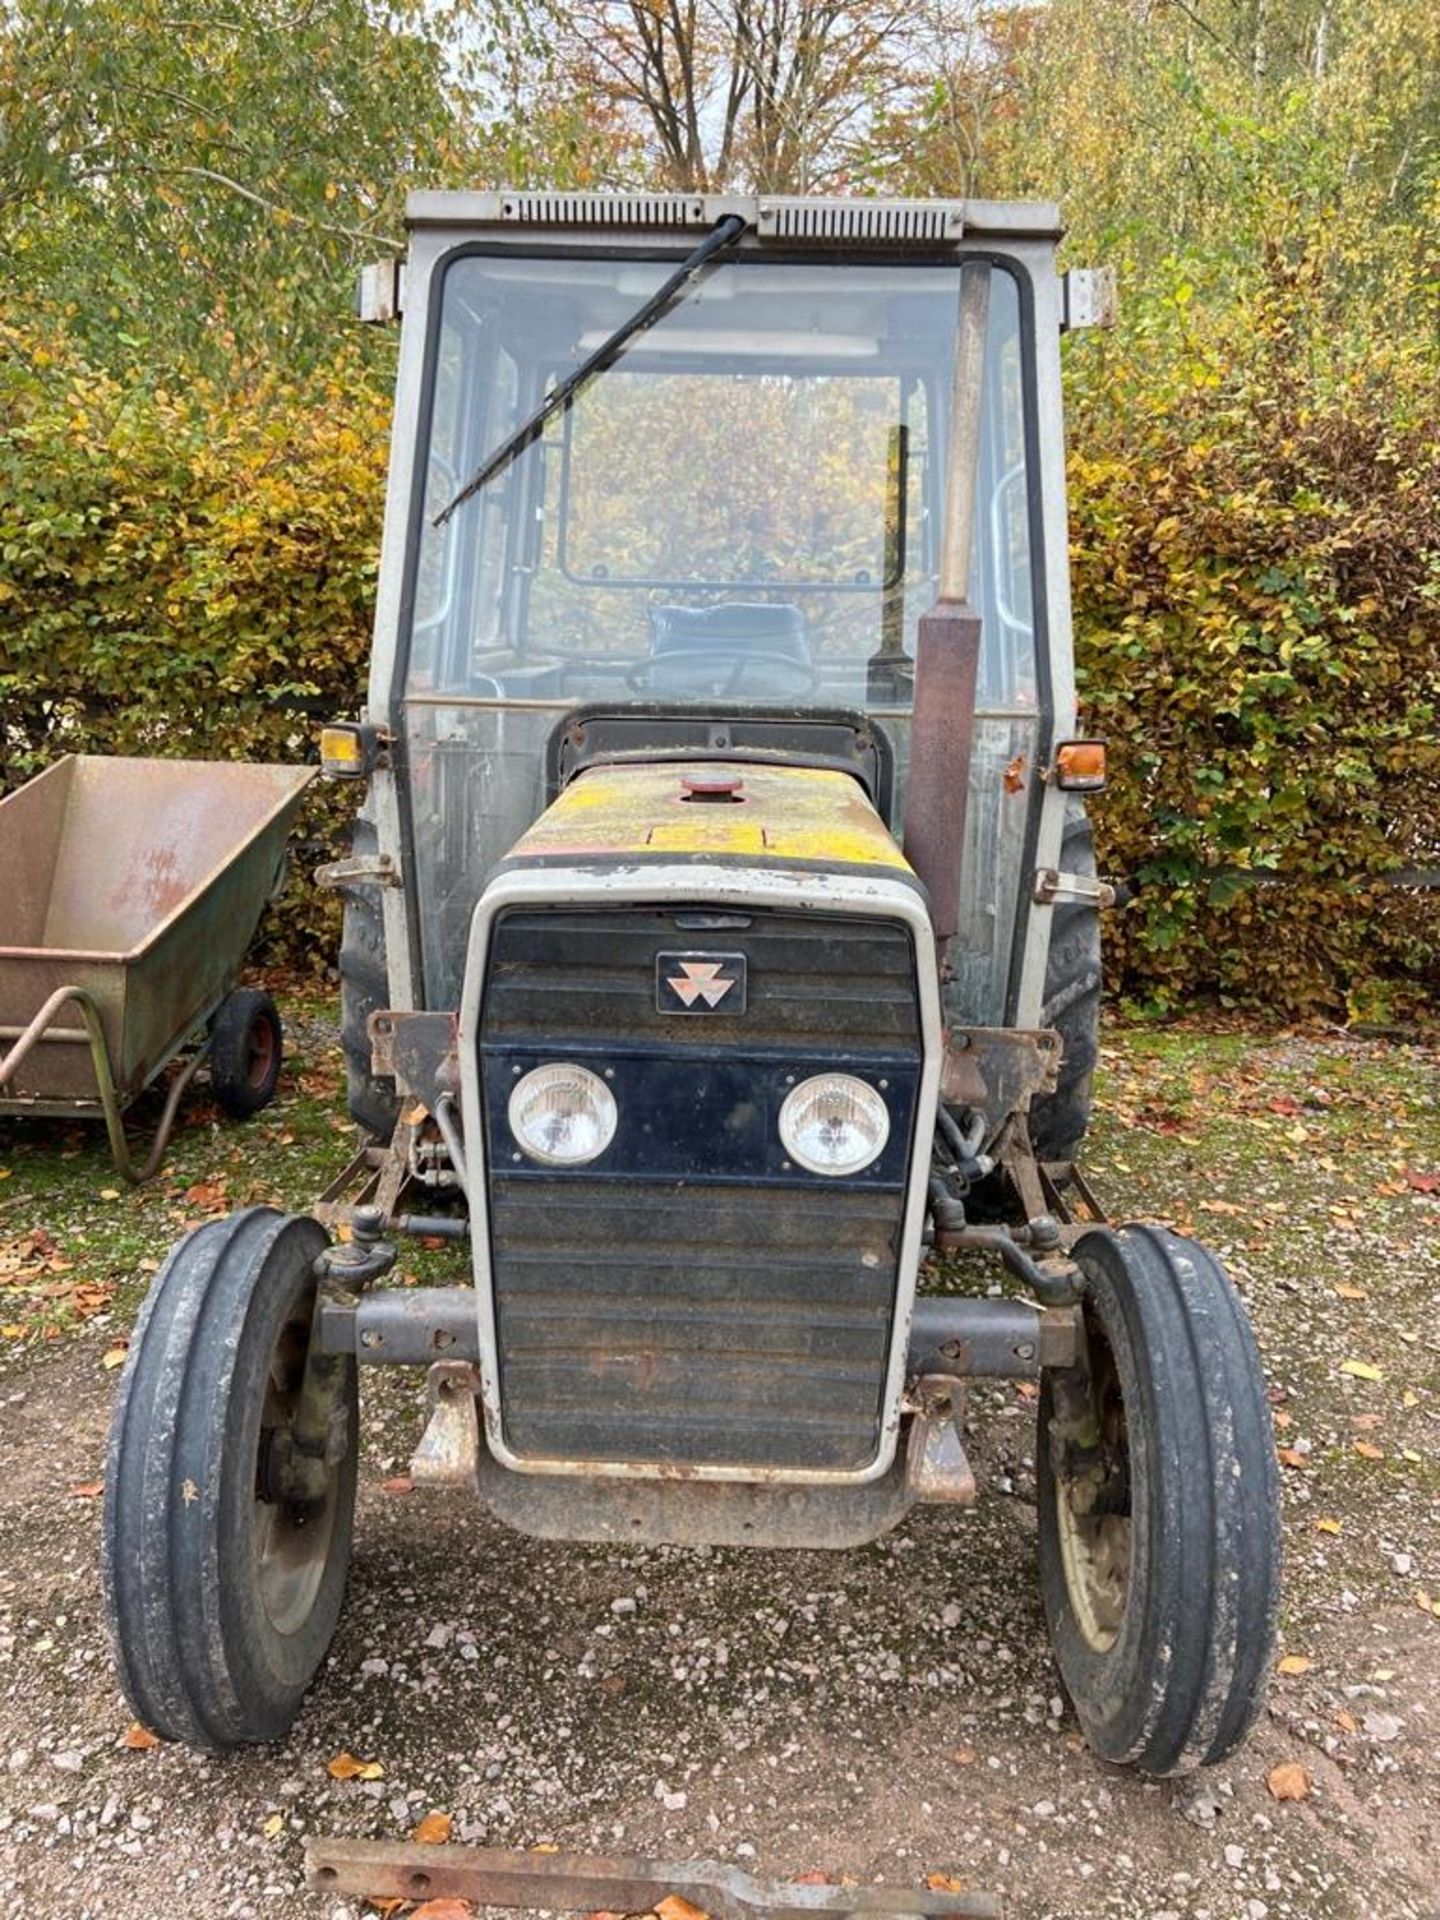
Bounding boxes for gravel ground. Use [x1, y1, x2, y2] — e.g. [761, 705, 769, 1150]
[1, 1015, 1437, 1920]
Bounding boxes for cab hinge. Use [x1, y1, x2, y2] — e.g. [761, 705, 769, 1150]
[1034, 868, 1116, 907]
[314, 851, 402, 891]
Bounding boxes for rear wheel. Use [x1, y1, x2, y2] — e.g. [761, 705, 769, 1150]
[1029, 800, 1102, 1164]
[1037, 1225, 1280, 1775]
[102, 1209, 356, 1747]
[340, 810, 400, 1138]
[209, 987, 282, 1119]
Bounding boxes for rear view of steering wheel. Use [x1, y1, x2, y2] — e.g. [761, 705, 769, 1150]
[624, 649, 818, 697]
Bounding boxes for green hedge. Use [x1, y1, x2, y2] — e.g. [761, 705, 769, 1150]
[2, 315, 1435, 1015]
[0, 324, 390, 961]
[1066, 272, 1439, 1018]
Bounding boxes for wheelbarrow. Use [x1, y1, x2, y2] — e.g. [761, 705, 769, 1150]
[0, 754, 315, 1181]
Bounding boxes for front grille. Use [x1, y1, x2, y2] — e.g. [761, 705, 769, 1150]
[490, 1180, 899, 1470]
[478, 903, 923, 1472]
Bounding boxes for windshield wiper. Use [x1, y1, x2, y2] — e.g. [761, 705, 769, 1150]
[431, 212, 748, 529]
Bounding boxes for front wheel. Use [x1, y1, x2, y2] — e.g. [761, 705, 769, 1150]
[1037, 1225, 1280, 1775]
[102, 1209, 356, 1747]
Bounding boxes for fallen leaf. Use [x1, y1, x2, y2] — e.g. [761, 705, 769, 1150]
[413, 1811, 453, 1845]
[1315, 1517, 1342, 1535]
[263, 1813, 285, 1838]
[1402, 1390, 1419, 1409]
[1337, 1709, 1360, 1734]
[1351, 1412, 1383, 1431]
[68, 1480, 104, 1499]
[926, 1875, 968, 1894]
[327, 1751, 384, 1781]
[1284, 1122, 1309, 1145]
[1340, 1359, 1383, 1382]
[793, 1873, 834, 1887]
[411, 1903, 475, 1920]
[101, 1344, 128, 1370]
[184, 1180, 228, 1210]
[657, 1897, 712, 1920]
[1001, 751, 1027, 794]
[380, 1475, 413, 1496]
[1276, 1447, 1307, 1469]
[121, 1723, 159, 1750]
[1403, 1169, 1440, 1194]
[950, 1745, 978, 1765]
[1334, 1283, 1367, 1301]
[1267, 1762, 1310, 1802]
[1272, 1408, 1293, 1430]
[99, 1187, 121, 1201]
[1277, 1655, 1313, 1676]
[1354, 1441, 1385, 1461]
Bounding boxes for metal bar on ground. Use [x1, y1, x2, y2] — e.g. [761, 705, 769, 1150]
[304, 1840, 1003, 1920]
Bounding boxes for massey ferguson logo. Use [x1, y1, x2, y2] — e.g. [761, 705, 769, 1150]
[656, 952, 747, 1015]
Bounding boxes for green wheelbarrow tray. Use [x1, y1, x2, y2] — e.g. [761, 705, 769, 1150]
[0, 754, 315, 1180]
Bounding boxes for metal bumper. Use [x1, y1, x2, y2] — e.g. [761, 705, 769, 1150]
[318, 1288, 1077, 1549]
[318, 1286, 1077, 1377]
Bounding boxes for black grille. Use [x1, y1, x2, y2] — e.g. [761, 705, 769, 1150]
[489, 1179, 900, 1469]
[479, 903, 922, 1472]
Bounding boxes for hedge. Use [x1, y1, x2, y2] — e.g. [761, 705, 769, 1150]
[2, 314, 1435, 1016]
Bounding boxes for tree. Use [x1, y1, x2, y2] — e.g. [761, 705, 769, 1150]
[478, 0, 925, 193]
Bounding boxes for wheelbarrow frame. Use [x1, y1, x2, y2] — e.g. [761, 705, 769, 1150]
[0, 754, 314, 1179]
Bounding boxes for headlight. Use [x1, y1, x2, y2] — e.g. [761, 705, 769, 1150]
[778, 1073, 890, 1177]
[508, 1063, 618, 1167]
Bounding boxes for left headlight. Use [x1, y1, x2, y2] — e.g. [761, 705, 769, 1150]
[778, 1072, 890, 1177]
[508, 1063, 618, 1167]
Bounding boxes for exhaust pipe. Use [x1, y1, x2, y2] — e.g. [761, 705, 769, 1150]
[902, 262, 991, 952]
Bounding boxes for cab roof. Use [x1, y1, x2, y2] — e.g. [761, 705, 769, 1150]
[404, 190, 1063, 245]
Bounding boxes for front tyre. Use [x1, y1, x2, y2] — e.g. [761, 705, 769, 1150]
[102, 1209, 356, 1748]
[1037, 1226, 1280, 1775]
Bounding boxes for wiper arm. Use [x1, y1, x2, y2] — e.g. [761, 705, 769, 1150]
[431, 212, 748, 529]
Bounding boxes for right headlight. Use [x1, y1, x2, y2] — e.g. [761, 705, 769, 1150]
[778, 1072, 890, 1177]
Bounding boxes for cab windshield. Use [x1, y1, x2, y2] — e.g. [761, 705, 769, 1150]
[399, 246, 1043, 1021]
[407, 251, 1037, 714]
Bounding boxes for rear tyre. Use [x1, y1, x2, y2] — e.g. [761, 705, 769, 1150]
[1029, 800, 1102, 1164]
[1037, 1225, 1280, 1775]
[340, 811, 400, 1139]
[102, 1209, 356, 1748]
[209, 987, 282, 1119]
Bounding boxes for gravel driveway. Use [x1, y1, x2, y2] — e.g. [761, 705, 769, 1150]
[1, 1018, 1436, 1920]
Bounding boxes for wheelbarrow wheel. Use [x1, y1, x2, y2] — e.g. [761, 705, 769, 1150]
[210, 987, 283, 1119]
[102, 1208, 357, 1747]
[1036, 1225, 1280, 1776]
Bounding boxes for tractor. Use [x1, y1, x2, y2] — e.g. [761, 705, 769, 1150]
[103, 191, 1280, 1779]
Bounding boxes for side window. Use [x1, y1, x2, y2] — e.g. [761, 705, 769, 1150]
[411, 314, 518, 691]
[973, 271, 1037, 708]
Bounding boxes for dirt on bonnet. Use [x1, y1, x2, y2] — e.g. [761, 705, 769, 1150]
[0, 1023, 1437, 1920]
